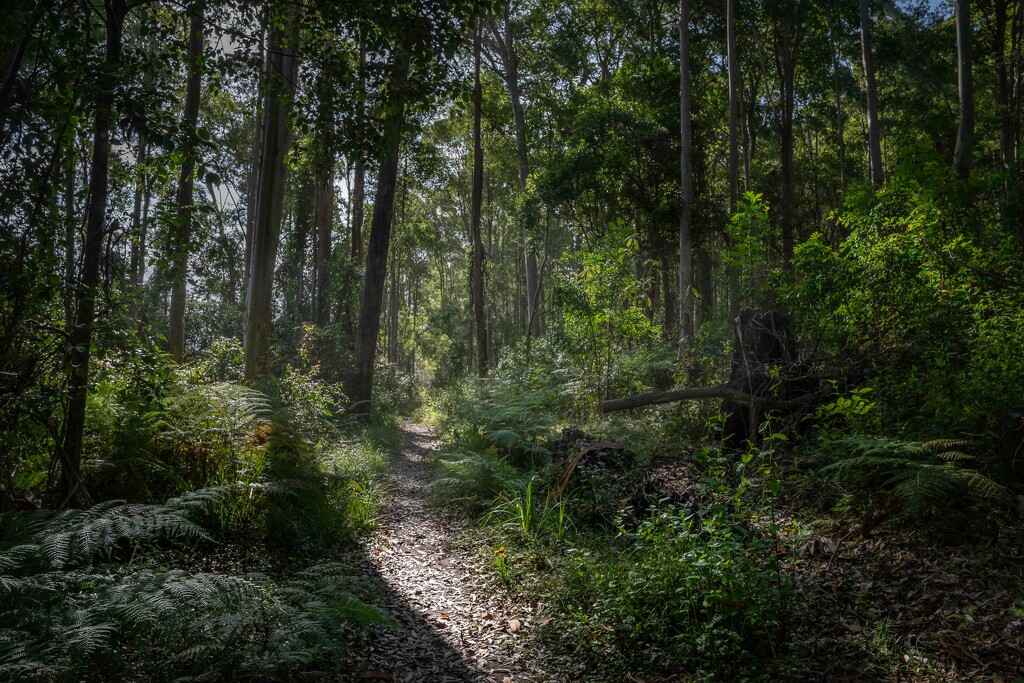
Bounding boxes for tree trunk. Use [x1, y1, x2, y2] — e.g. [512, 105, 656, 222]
[243, 21, 267, 304]
[487, 6, 539, 340]
[727, 0, 740, 213]
[58, 0, 127, 508]
[243, 5, 300, 381]
[168, 0, 205, 363]
[726, 0, 742, 322]
[829, 18, 847, 192]
[314, 164, 333, 325]
[63, 143, 76, 331]
[293, 174, 311, 325]
[661, 265, 675, 344]
[678, 0, 694, 356]
[471, 23, 488, 378]
[388, 247, 400, 363]
[775, 9, 799, 265]
[351, 44, 366, 265]
[994, 0, 1012, 167]
[953, 0, 975, 177]
[861, 0, 883, 186]
[351, 52, 410, 414]
[128, 133, 148, 286]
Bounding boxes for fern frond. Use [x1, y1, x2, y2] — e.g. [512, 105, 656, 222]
[922, 439, 972, 453]
[936, 450, 975, 462]
[953, 469, 1011, 503]
[485, 429, 522, 449]
[825, 434, 1010, 527]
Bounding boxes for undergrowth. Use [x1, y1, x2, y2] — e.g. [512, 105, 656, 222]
[0, 347, 398, 681]
[428, 360, 1021, 681]
[0, 490, 389, 681]
[427, 375, 793, 680]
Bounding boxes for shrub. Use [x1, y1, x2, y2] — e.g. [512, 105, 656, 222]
[554, 507, 786, 676]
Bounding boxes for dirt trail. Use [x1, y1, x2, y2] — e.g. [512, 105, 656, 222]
[349, 421, 561, 683]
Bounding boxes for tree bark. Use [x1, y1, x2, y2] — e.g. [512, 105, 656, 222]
[58, 0, 127, 508]
[774, 8, 800, 265]
[128, 133, 148, 286]
[829, 18, 847, 192]
[678, 0, 694, 355]
[471, 23, 488, 377]
[861, 0, 883, 186]
[168, 0, 205, 363]
[313, 164, 333, 325]
[351, 43, 366, 265]
[243, 4, 300, 381]
[243, 20, 267, 305]
[953, 0, 975, 177]
[389, 244, 400, 363]
[725, 0, 742, 322]
[993, 0, 1012, 169]
[351, 52, 410, 414]
[486, 6, 539, 339]
[63, 143, 76, 332]
[293, 174, 311, 325]
[727, 0, 740, 214]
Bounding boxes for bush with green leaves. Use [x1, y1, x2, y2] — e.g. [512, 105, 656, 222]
[372, 361, 421, 416]
[781, 165, 1024, 482]
[552, 506, 786, 677]
[434, 449, 523, 513]
[271, 366, 349, 447]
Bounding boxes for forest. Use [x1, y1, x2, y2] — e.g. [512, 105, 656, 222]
[1, 0, 1023, 680]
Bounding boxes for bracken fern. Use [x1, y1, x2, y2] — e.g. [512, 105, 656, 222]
[823, 436, 1011, 528]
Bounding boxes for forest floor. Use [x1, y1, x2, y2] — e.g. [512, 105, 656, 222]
[337, 421, 1024, 682]
[344, 421, 564, 683]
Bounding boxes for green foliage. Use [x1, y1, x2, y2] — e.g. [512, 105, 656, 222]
[484, 479, 572, 542]
[784, 167, 1024, 480]
[726, 192, 781, 309]
[553, 507, 785, 676]
[272, 366, 348, 447]
[822, 436, 1012, 531]
[434, 450, 522, 513]
[439, 378, 555, 467]
[195, 336, 245, 382]
[0, 558, 386, 682]
[551, 220, 663, 400]
[0, 479, 390, 681]
[371, 362, 421, 416]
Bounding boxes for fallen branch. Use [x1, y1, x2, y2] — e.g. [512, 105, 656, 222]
[600, 384, 829, 413]
[548, 441, 623, 502]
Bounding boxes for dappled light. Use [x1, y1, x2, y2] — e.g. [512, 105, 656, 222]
[2, 0, 1023, 680]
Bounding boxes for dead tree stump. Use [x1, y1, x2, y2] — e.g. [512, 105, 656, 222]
[721, 310, 804, 448]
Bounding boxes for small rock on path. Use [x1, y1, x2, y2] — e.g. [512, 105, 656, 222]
[348, 421, 561, 683]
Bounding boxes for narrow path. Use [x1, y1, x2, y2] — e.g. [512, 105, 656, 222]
[349, 421, 559, 683]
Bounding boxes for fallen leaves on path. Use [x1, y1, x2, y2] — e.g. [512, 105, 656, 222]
[346, 421, 564, 683]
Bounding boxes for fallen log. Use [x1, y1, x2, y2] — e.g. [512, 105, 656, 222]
[600, 384, 827, 413]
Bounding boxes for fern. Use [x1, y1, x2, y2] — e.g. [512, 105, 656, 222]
[434, 451, 522, 511]
[0, 559, 389, 681]
[0, 487, 242, 576]
[823, 436, 1011, 527]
